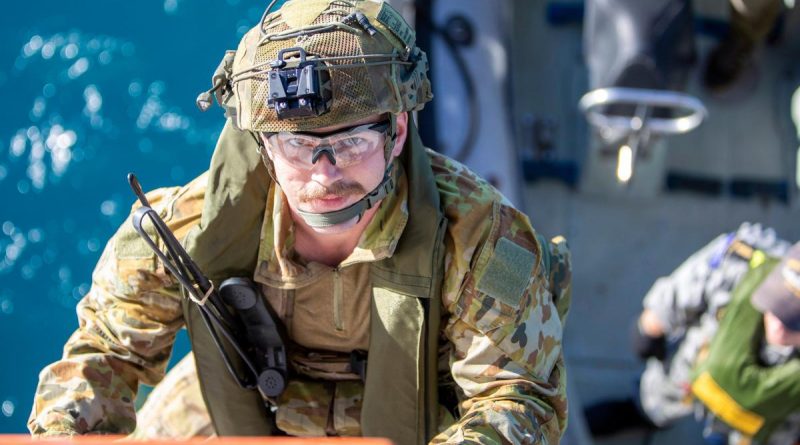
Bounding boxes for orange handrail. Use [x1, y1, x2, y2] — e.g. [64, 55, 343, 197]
[0, 436, 393, 445]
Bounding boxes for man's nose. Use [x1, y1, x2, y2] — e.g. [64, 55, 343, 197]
[309, 152, 342, 185]
[311, 146, 337, 166]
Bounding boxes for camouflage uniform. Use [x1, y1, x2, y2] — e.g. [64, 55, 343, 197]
[640, 222, 800, 444]
[28, 149, 571, 444]
[129, 352, 213, 440]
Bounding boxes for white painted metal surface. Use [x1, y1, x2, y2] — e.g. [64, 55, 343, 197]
[429, 0, 523, 206]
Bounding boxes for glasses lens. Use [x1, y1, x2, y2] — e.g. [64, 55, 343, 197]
[324, 130, 383, 168]
[267, 121, 387, 169]
[269, 134, 318, 167]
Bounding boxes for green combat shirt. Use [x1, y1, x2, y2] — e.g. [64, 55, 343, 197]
[28, 128, 571, 443]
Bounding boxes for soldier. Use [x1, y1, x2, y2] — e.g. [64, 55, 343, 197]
[27, 1, 571, 444]
[585, 222, 800, 444]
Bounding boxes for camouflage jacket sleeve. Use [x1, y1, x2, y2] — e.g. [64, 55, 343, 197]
[27, 176, 206, 436]
[431, 153, 570, 445]
[642, 222, 786, 337]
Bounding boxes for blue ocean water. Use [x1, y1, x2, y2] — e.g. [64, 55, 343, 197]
[0, 0, 286, 433]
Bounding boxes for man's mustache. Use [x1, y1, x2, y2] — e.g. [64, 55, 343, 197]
[298, 181, 366, 202]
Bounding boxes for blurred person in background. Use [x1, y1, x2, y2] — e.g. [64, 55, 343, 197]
[585, 222, 800, 445]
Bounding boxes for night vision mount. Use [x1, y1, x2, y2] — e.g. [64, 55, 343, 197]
[268, 47, 332, 120]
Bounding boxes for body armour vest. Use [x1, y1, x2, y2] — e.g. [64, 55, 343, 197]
[692, 255, 800, 443]
[180, 119, 447, 445]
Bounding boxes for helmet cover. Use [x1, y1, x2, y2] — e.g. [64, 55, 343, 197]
[226, 0, 433, 132]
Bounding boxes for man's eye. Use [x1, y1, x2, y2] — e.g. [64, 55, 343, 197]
[286, 138, 314, 148]
[340, 137, 365, 147]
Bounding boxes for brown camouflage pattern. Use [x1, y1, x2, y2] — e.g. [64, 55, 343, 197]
[228, 0, 433, 133]
[130, 353, 213, 439]
[275, 379, 336, 436]
[28, 177, 205, 436]
[431, 152, 569, 443]
[28, 150, 570, 444]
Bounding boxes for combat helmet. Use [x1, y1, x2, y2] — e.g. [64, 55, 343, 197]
[197, 0, 433, 228]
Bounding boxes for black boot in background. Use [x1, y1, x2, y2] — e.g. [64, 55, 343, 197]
[702, 31, 756, 94]
[584, 397, 660, 437]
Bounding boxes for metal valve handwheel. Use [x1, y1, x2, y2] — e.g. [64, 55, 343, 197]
[579, 87, 707, 135]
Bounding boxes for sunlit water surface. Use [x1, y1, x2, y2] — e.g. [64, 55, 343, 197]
[1, 0, 287, 432]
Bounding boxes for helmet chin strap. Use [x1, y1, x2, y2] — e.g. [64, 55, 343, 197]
[296, 162, 394, 228]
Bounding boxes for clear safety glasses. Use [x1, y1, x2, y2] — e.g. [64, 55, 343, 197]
[264, 120, 390, 169]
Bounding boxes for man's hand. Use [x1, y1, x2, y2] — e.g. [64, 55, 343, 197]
[639, 309, 666, 337]
[631, 309, 667, 360]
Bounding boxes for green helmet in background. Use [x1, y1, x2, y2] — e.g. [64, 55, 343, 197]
[202, 0, 433, 133]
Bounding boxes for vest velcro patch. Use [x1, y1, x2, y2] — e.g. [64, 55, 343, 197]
[476, 237, 535, 307]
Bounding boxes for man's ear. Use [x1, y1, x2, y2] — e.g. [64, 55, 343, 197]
[391, 112, 409, 158]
